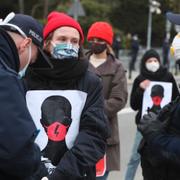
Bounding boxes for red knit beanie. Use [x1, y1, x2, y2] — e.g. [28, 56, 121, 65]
[87, 22, 114, 45]
[43, 11, 84, 44]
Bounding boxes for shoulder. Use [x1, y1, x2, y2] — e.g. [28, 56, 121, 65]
[114, 58, 124, 68]
[108, 54, 126, 72]
[84, 70, 102, 84]
[133, 75, 144, 85]
[166, 71, 175, 78]
[79, 70, 102, 93]
[162, 71, 176, 82]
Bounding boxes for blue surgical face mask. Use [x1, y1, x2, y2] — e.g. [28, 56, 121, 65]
[51, 42, 79, 60]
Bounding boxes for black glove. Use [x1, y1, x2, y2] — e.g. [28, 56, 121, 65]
[158, 96, 180, 122]
[138, 112, 167, 142]
[42, 169, 65, 180]
[27, 161, 48, 180]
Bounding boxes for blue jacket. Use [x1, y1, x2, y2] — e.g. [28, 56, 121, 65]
[0, 28, 41, 179]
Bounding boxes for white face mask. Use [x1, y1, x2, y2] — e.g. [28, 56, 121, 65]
[145, 62, 160, 72]
[18, 44, 32, 78]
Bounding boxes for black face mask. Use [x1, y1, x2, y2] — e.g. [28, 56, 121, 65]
[90, 42, 107, 54]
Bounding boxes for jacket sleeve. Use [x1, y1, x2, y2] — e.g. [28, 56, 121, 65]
[169, 73, 180, 100]
[0, 71, 40, 178]
[104, 63, 128, 118]
[130, 77, 144, 111]
[51, 73, 109, 179]
[147, 133, 180, 165]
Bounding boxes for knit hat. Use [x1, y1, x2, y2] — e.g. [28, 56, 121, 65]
[87, 22, 114, 45]
[43, 11, 84, 44]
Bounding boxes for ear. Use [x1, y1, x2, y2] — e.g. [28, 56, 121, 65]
[18, 38, 32, 54]
[43, 39, 52, 53]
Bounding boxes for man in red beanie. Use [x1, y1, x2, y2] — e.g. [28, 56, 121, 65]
[86, 21, 128, 180]
[25, 11, 109, 180]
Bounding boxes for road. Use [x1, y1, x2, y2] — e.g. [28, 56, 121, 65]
[108, 111, 143, 180]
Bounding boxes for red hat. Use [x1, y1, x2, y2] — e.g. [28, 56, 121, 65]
[87, 22, 114, 45]
[43, 11, 84, 44]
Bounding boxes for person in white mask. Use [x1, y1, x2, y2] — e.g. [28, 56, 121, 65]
[125, 48, 179, 180]
[0, 12, 46, 179]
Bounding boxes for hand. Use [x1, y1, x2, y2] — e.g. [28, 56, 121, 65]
[41, 177, 48, 180]
[140, 79, 150, 90]
[138, 112, 167, 142]
[158, 96, 180, 122]
[44, 170, 62, 180]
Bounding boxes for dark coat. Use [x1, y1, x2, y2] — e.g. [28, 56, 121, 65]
[140, 101, 180, 180]
[88, 53, 128, 171]
[25, 54, 110, 180]
[0, 28, 41, 179]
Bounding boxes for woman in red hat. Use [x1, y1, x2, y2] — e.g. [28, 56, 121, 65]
[25, 12, 110, 180]
[86, 21, 128, 180]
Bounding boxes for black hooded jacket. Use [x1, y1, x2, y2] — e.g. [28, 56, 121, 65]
[0, 28, 41, 179]
[25, 52, 109, 180]
[130, 49, 179, 124]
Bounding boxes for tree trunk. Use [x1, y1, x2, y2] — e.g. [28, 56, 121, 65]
[43, 0, 49, 19]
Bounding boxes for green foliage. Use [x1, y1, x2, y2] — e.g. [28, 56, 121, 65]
[80, 0, 111, 37]
[0, 0, 180, 46]
[56, 0, 72, 13]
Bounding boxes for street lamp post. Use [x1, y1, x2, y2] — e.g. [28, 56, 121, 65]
[68, 0, 85, 21]
[146, 0, 161, 50]
[147, 3, 152, 50]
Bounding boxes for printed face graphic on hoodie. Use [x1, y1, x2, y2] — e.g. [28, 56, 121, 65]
[148, 84, 164, 114]
[41, 95, 72, 165]
[41, 95, 72, 141]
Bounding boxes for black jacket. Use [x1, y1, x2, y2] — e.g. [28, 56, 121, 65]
[25, 54, 109, 180]
[0, 28, 41, 179]
[140, 101, 180, 180]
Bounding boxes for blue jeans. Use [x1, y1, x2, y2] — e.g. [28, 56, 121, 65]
[96, 171, 109, 180]
[124, 130, 142, 180]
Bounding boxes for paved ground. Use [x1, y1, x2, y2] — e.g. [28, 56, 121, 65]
[108, 112, 143, 180]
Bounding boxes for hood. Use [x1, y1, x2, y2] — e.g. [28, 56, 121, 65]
[140, 49, 167, 80]
[0, 27, 20, 72]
